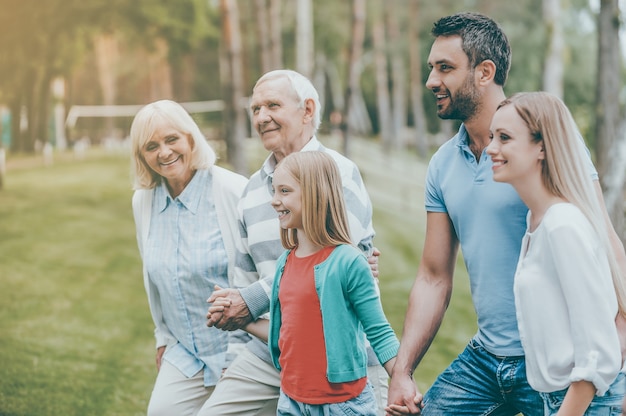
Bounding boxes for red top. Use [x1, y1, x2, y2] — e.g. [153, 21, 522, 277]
[278, 246, 366, 404]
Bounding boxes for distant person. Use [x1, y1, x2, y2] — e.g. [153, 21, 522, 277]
[386, 12, 626, 416]
[130, 99, 247, 416]
[200, 69, 388, 415]
[221, 151, 400, 415]
[486, 91, 626, 414]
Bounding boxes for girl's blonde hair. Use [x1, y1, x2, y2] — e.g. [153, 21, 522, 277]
[500, 91, 626, 316]
[130, 99, 216, 189]
[275, 151, 352, 249]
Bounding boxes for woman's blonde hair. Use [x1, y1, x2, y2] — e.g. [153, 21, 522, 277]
[275, 151, 352, 250]
[500, 91, 626, 316]
[130, 99, 217, 189]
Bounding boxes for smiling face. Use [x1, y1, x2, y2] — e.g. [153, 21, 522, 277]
[141, 119, 194, 195]
[250, 77, 312, 161]
[426, 35, 481, 122]
[487, 104, 545, 186]
[271, 163, 303, 231]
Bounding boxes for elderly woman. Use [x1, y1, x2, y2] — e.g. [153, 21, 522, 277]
[130, 100, 247, 416]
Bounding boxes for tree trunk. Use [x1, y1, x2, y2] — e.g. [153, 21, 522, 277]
[94, 33, 119, 139]
[408, 0, 429, 158]
[220, 0, 247, 175]
[9, 96, 21, 153]
[386, 0, 407, 150]
[36, 71, 53, 148]
[595, 0, 625, 242]
[341, 0, 366, 157]
[313, 53, 327, 119]
[269, 0, 283, 70]
[22, 69, 38, 153]
[147, 38, 173, 102]
[254, 0, 272, 73]
[542, 0, 564, 97]
[372, 9, 392, 152]
[295, 0, 314, 79]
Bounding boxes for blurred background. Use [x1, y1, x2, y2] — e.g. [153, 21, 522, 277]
[1, 0, 625, 234]
[1, 0, 626, 414]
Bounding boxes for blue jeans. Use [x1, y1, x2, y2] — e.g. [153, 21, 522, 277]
[422, 339, 543, 415]
[277, 382, 377, 416]
[541, 372, 625, 415]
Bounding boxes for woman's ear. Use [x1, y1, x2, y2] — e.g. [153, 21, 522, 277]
[538, 142, 545, 160]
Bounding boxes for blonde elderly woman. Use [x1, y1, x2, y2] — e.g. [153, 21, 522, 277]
[130, 100, 247, 416]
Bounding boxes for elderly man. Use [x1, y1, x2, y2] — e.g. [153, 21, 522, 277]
[198, 69, 388, 416]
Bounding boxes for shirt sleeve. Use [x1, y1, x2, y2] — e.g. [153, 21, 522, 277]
[546, 221, 621, 395]
[345, 254, 399, 365]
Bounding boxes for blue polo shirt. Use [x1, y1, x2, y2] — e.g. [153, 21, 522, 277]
[425, 124, 597, 356]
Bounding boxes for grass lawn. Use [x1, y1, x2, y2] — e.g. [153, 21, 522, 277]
[0, 136, 475, 415]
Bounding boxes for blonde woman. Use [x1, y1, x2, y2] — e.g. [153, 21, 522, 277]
[486, 91, 626, 415]
[130, 100, 247, 415]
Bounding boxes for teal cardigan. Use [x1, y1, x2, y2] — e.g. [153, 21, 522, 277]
[268, 244, 399, 383]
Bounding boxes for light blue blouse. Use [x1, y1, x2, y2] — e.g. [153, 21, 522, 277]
[144, 169, 229, 386]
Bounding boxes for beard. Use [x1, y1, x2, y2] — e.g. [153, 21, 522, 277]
[437, 75, 480, 122]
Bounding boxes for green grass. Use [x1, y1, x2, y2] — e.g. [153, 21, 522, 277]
[0, 137, 475, 414]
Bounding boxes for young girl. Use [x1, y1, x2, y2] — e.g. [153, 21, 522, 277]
[486, 91, 626, 415]
[242, 150, 399, 416]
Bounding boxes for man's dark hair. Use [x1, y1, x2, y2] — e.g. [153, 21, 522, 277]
[432, 12, 511, 86]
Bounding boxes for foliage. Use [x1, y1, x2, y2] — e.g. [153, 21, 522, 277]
[0, 0, 618, 155]
[0, 0, 217, 151]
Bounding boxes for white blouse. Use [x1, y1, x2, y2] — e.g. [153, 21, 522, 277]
[514, 203, 621, 395]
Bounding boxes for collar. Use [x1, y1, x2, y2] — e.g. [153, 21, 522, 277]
[154, 169, 208, 214]
[260, 136, 325, 181]
[453, 124, 484, 161]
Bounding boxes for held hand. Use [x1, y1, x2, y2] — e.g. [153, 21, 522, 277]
[155, 346, 165, 371]
[206, 285, 253, 331]
[369, 246, 381, 279]
[386, 373, 424, 415]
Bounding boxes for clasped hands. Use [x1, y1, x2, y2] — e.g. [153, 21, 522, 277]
[206, 285, 253, 331]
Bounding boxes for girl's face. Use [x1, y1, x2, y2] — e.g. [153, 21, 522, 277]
[271, 164, 303, 231]
[486, 104, 544, 186]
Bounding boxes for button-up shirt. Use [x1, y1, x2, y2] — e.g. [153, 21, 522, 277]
[144, 169, 229, 386]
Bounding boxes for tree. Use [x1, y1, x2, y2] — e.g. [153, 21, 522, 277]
[269, 0, 283, 70]
[0, 0, 213, 152]
[219, 0, 247, 174]
[295, 0, 314, 78]
[371, 1, 393, 151]
[341, 0, 366, 157]
[94, 33, 121, 139]
[386, 0, 407, 150]
[542, 0, 564, 97]
[408, 0, 429, 157]
[595, 0, 625, 241]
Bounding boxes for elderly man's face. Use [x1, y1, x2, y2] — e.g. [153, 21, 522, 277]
[250, 77, 309, 161]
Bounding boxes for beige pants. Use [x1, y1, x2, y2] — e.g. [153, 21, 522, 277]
[197, 347, 389, 416]
[147, 359, 215, 416]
